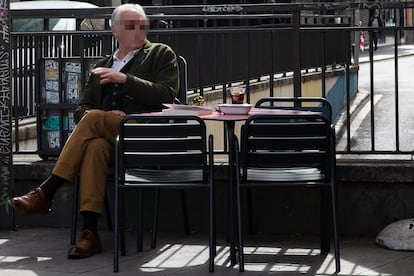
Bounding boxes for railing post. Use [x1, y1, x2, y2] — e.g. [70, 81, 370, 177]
[0, 0, 15, 230]
[292, 9, 301, 97]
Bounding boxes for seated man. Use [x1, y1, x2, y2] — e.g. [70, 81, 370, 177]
[9, 3, 179, 259]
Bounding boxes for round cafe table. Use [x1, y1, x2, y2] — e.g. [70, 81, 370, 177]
[200, 111, 249, 265]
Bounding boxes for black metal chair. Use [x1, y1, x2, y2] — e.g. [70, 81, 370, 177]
[234, 113, 340, 273]
[247, 96, 334, 233]
[113, 115, 216, 273]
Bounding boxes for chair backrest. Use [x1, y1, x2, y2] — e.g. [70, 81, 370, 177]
[255, 97, 332, 122]
[241, 113, 335, 181]
[175, 55, 188, 105]
[115, 115, 207, 182]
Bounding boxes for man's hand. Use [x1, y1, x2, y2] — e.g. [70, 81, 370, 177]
[92, 67, 127, 85]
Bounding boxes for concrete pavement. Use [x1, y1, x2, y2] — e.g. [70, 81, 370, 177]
[2, 227, 414, 276]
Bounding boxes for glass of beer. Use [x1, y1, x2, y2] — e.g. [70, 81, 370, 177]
[230, 87, 245, 104]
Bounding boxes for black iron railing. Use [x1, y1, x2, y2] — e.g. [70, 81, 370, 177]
[9, 2, 414, 156]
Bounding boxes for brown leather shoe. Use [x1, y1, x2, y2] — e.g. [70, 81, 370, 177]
[67, 229, 102, 259]
[8, 188, 52, 215]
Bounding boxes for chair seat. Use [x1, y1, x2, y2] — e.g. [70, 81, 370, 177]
[245, 167, 324, 182]
[126, 168, 204, 183]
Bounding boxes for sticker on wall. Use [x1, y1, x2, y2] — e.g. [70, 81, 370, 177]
[65, 62, 81, 104]
[45, 60, 59, 80]
[47, 131, 60, 149]
[67, 112, 75, 131]
[43, 115, 61, 131]
[42, 114, 69, 131]
[66, 72, 80, 104]
[45, 80, 59, 104]
[44, 60, 60, 104]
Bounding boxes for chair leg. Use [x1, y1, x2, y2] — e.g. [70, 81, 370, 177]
[113, 185, 120, 272]
[71, 177, 80, 245]
[209, 185, 215, 272]
[236, 184, 244, 272]
[120, 190, 126, 256]
[105, 191, 113, 231]
[136, 190, 143, 252]
[149, 189, 192, 251]
[151, 188, 160, 249]
[246, 188, 254, 234]
[233, 136, 244, 271]
[331, 185, 341, 273]
[212, 187, 217, 258]
[180, 189, 192, 235]
[320, 188, 330, 254]
[208, 134, 216, 271]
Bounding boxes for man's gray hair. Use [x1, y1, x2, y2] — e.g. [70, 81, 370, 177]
[111, 4, 148, 25]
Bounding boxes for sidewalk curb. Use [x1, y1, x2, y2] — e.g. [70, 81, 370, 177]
[334, 89, 369, 144]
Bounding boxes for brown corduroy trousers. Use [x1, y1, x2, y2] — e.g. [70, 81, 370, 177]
[52, 109, 123, 214]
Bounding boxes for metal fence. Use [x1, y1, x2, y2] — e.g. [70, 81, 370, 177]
[9, 2, 414, 156]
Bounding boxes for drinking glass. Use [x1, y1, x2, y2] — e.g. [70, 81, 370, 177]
[230, 87, 245, 104]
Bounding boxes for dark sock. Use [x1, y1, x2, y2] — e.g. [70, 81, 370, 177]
[81, 211, 99, 233]
[39, 174, 66, 200]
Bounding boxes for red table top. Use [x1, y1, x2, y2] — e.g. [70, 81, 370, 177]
[200, 107, 314, 121]
[138, 107, 317, 121]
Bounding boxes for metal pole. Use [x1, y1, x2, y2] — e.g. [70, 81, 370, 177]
[0, 0, 14, 230]
[292, 10, 301, 97]
[354, 6, 361, 64]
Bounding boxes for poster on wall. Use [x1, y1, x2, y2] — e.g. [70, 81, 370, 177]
[44, 59, 60, 104]
[64, 61, 82, 104]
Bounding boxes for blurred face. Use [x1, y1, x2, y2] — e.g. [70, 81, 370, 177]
[111, 10, 148, 50]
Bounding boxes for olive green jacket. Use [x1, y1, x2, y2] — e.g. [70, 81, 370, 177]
[74, 40, 179, 123]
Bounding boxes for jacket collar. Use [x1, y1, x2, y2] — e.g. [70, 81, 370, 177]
[105, 39, 151, 67]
